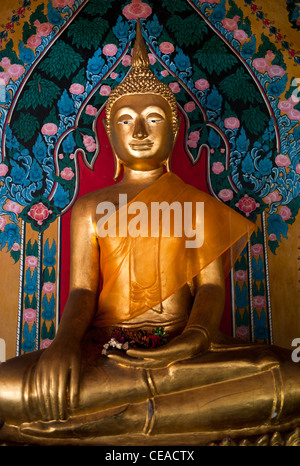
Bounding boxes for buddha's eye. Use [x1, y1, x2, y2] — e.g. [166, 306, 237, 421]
[146, 119, 164, 124]
[118, 120, 133, 125]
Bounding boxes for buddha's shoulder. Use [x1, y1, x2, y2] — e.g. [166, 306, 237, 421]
[71, 184, 122, 215]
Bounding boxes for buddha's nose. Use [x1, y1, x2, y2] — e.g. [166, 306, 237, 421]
[133, 116, 148, 140]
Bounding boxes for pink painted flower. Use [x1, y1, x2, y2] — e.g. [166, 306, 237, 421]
[69, 153, 75, 160]
[278, 100, 293, 114]
[184, 101, 196, 113]
[279, 205, 292, 220]
[265, 50, 275, 62]
[99, 85, 111, 96]
[218, 189, 234, 202]
[253, 295, 266, 309]
[161, 70, 169, 77]
[159, 42, 175, 54]
[233, 29, 248, 42]
[7, 64, 25, 80]
[4, 200, 22, 214]
[34, 20, 53, 37]
[224, 117, 240, 130]
[234, 269, 248, 282]
[148, 53, 156, 65]
[288, 108, 300, 121]
[288, 94, 300, 106]
[212, 161, 225, 174]
[235, 194, 260, 217]
[264, 190, 281, 204]
[123, 0, 152, 19]
[236, 325, 250, 339]
[122, 55, 132, 67]
[69, 83, 84, 95]
[0, 72, 9, 85]
[43, 282, 56, 294]
[189, 131, 200, 142]
[12, 243, 20, 251]
[269, 233, 277, 241]
[61, 167, 74, 180]
[83, 134, 97, 152]
[0, 57, 11, 68]
[195, 79, 209, 91]
[169, 82, 180, 94]
[27, 34, 42, 49]
[103, 43, 118, 57]
[110, 72, 118, 79]
[0, 216, 7, 230]
[251, 243, 263, 256]
[28, 202, 52, 226]
[25, 255, 38, 268]
[267, 65, 285, 78]
[58, 153, 64, 160]
[41, 123, 58, 136]
[41, 339, 53, 349]
[85, 104, 97, 116]
[252, 58, 270, 73]
[23, 308, 36, 323]
[221, 15, 240, 31]
[0, 163, 8, 177]
[296, 163, 300, 174]
[187, 139, 197, 149]
[53, 0, 74, 7]
[275, 154, 290, 167]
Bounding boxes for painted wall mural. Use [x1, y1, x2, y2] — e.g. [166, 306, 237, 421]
[0, 0, 299, 359]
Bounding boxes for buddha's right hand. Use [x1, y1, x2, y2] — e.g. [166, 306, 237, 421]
[33, 337, 81, 421]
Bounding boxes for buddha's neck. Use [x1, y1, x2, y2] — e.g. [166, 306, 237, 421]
[120, 166, 165, 187]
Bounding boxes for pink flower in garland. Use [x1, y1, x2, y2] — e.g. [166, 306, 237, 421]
[34, 20, 53, 37]
[275, 154, 290, 167]
[218, 189, 234, 202]
[83, 135, 97, 152]
[123, 0, 152, 19]
[184, 101, 196, 113]
[7, 64, 25, 80]
[253, 295, 266, 309]
[224, 117, 240, 130]
[252, 58, 270, 73]
[221, 15, 240, 31]
[251, 243, 263, 256]
[212, 161, 225, 174]
[0, 163, 8, 177]
[28, 202, 52, 226]
[235, 194, 260, 217]
[234, 269, 248, 282]
[69, 83, 85, 95]
[195, 79, 210, 91]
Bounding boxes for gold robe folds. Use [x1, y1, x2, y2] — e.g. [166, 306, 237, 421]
[93, 172, 255, 327]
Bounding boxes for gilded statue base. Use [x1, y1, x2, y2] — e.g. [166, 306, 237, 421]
[0, 423, 299, 447]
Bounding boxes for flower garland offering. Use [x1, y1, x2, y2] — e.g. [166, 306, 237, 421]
[102, 327, 168, 355]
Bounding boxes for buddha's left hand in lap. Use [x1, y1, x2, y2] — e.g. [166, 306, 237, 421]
[107, 327, 209, 368]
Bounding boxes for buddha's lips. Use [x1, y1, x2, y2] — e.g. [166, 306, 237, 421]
[130, 142, 154, 150]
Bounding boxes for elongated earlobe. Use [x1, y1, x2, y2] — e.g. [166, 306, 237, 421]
[103, 118, 122, 181]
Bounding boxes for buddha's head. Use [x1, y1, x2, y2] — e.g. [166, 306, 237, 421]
[105, 20, 180, 178]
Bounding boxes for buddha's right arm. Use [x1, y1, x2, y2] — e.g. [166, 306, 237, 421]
[33, 196, 100, 420]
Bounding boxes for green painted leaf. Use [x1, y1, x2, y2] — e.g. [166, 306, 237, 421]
[17, 73, 61, 110]
[241, 105, 269, 135]
[67, 17, 109, 50]
[219, 68, 262, 104]
[167, 15, 208, 47]
[84, 0, 114, 15]
[38, 40, 84, 80]
[12, 112, 39, 142]
[194, 36, 238, 75]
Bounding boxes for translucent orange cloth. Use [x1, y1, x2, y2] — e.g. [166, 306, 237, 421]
[93, 172, 255, 327]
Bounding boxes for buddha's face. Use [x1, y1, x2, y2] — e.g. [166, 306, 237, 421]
[108, 94, 176, 171]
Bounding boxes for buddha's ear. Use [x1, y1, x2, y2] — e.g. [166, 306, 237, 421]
[102, 118, 122, 181]
[173, 116, 181, 147]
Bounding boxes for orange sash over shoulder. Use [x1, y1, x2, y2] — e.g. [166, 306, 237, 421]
[93, 172, 255, 327]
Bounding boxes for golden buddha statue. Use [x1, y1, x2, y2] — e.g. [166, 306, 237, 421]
[0, 20, 300, 446]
